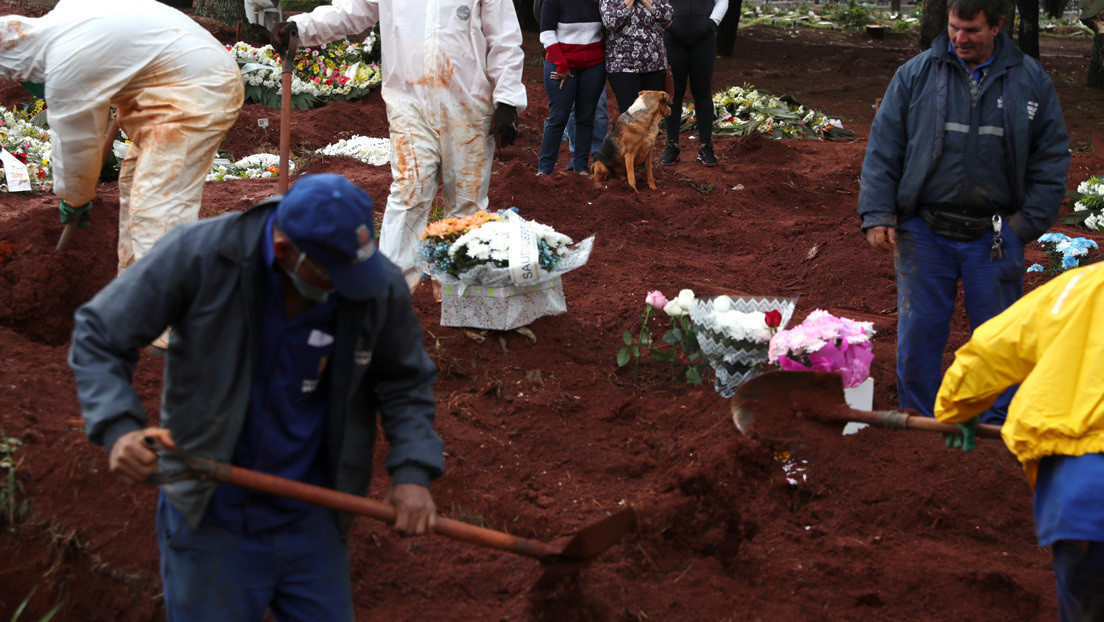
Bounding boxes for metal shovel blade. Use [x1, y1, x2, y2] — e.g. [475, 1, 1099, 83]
[730, 370, 848, 434]
[534, 507, 637, 590]
[730, 370, 1003, 439]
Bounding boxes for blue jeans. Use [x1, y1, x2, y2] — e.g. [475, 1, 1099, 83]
[895, 216, 1024, 425]
[566, 89, 609, 163]
[539, 60, 606, 174]
[157, 494, 354, 621]
[1052, 540, 1104, 622]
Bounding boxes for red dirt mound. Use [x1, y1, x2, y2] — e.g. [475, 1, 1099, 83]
[2, 4, 1103, 619]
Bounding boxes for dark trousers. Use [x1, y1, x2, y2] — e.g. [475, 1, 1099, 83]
[539, 60, 607, 174]
[894, 216, 1024, 425]
[607, 69, 667, 116]
[664, 33, 717, 146]
[1052, 540, 1104, 622]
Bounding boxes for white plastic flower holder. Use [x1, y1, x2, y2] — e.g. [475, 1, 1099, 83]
[689, 295, 798, 398]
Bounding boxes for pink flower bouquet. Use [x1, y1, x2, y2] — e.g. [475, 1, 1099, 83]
[767, 310, 875, 388]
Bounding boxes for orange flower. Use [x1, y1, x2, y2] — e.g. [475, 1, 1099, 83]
[266, 165, 280, 174]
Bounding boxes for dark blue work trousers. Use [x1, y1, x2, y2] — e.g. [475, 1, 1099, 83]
[894, 216, 1024, 425]
[157, 494, 354, 621]
[1053, 540, 1104, 622]
[539, 60, 607, 175]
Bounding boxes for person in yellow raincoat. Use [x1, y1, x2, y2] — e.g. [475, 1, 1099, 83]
[935, 261, 1104, 621]
[0, 0, 244, 278]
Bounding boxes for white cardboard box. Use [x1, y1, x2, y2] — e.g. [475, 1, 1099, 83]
[842, 377, 874, 435]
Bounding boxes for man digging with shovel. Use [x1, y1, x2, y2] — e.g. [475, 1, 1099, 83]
[69, 174, 444, 620]
[0, 0, 244, 351]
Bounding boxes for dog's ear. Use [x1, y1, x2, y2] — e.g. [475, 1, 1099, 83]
[591, 161, 610, 182]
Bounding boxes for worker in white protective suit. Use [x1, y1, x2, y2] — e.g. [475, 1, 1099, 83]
[0, 0, 244, 278]
[274, 0, 527, 292]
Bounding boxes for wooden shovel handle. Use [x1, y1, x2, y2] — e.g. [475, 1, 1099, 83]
[278, 35, 298, 195]
[216, 462, 561, 560]
[864, 410, 1004, 439]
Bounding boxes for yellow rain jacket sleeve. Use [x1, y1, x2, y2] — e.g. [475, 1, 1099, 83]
[935, 262, 1104, 489]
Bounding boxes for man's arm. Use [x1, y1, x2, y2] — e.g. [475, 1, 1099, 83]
[857, 67, 912, 234]
[482, 0, 528, 113]
[68, 227, 196, 453]
[1010, 71, 1071, 241]
[288, 0, 381, 48]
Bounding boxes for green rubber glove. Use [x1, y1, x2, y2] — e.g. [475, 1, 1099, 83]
[943, 417, 978, 452]
[59, 200, 92, 230]
[21, 81, 45, 100]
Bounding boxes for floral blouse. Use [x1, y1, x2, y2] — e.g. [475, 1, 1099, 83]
[599, 0, 673, 73]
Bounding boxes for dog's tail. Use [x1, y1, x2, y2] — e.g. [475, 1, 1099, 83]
[591, 160, 611, 182]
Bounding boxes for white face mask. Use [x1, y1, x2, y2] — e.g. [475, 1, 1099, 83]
[284, 252, 335, 303]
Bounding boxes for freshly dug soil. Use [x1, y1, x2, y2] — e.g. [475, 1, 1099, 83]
[2, 3, 1103, 620]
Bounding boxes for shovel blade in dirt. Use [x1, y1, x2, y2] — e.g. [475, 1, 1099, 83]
[730, 370, 1002, 439]
[143, 438, 634, 589]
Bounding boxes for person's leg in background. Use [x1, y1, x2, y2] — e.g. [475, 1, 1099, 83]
[568, 62, 606, 175]
[539, 59, 578, 175]
[567, 88, 609, 169]
[1051, 540, 1104, 622]
[591, 90, 609, 155]
[959, 218, 1026, 425]
[687, 32, 718, 166]
[379, 104, 444, 293]
[662, 37, 690, 165]
[606, 72, 643, 115]
[894, 217, 960, 418]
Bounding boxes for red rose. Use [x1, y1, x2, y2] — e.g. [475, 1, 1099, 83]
[13, 152, 26, 164]
[764, 310, 782, 328]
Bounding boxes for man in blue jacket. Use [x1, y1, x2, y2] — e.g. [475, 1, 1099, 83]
[69, 174, 445, 620]
[857, 0, 1069, 425]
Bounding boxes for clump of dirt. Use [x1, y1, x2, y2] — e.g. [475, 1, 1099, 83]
[2, 3, 1103, 619]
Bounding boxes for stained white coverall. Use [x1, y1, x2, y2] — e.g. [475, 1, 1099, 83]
[0, 0, 244, 272]
[290, 0, 528, 291]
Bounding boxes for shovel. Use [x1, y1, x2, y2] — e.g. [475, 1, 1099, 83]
[278, 33, 299, 195]
[730, 370, 1003, 440]
[57, 117, 120, 251]
[142, 438, 635, 589]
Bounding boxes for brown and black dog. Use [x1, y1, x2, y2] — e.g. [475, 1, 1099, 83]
[590, 90, 672, 191]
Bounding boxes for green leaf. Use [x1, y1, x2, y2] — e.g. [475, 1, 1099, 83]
[651, 348, 676, 362]
[617, 348, 631, 367]
[622, 331, 633, 346]
[686, 367, 703, 384]
[663, 331, 680, 345]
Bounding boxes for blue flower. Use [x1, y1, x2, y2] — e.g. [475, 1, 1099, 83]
[1026, 264, 1043, 272]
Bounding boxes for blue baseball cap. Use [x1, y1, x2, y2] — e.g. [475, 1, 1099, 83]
[276, 174, 387, 300]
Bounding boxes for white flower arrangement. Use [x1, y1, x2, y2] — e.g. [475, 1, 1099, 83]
[679, 85, 852, 141]
[447, 220, 572, 266]
[228, 37, 382, 109]
[708, 295, 776, 343]
[0, 103, 52, 192]
[1067, 175, 1104, 232]
[316, 135, 390, 166]
[206, 153, 292, 181]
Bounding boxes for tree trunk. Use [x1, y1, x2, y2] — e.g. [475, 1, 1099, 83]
[716, 0, 743, 57]
[919, 0, 946, 51]
[194, 0, 249, 29]
[1015, 0, 1039, 59]
[1089, 33, 1104, 88]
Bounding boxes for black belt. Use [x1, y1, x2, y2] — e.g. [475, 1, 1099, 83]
[919, 208, 999, 242]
